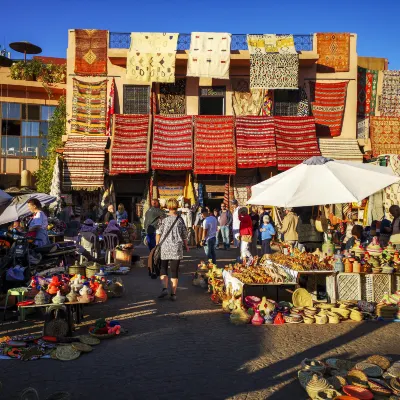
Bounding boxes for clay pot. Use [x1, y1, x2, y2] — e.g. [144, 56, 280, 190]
[251, 309, 264, 326]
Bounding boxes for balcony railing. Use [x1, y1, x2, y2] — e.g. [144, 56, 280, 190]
[109, 33, 314, 52]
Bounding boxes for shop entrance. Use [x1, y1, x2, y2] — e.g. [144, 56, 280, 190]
[199, 86, 225, 115]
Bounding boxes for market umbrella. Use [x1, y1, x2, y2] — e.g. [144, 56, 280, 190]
[0, 190, 12, 206]
[0, 193, 56, 225]
[248, 156, 400, 207]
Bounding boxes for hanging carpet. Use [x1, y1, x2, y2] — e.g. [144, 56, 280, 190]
[316, 33, 350, 72]
[235, 116, 276, 168]
[357, 117, 370, 140]
[110, 114, 150, 174]
[194, 116, 236, 175]
[233, 169, 257, 207]
[63, 136, 108, 190]
[231, 78, 264, 116]
[262, 90, 274, 116]
[274, 116, 321, 171]
[310, 81, 348, 137]
[370, 116, 400, 157]
[357, 67, 378, 117]
[318, 138, 363, 163]
[74, 29, 108, 76]
[379, 70, 400, 116]
[71, 79, 107, 135]
[126, 33, 178, 83]
[159, 79, 186, 115]
[187, 32, 231, 79]
[151, 116, 193, 170]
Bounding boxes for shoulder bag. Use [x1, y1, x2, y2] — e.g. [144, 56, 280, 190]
[148, 216, 181, 279]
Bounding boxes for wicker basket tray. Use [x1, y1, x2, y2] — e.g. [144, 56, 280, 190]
[337, 273, 362, 301]
[365, 274, 392, 302]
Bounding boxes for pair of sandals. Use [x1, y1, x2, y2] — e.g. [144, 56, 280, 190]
[158, 288, 176, 301]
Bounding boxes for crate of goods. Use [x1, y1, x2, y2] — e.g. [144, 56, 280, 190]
[337, 273, 362, 301]
[365, 274, 392, 302]
[115, 248, 133, 266]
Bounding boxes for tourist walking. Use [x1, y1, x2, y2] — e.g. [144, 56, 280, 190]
[144, 199, 165, 251]
[213, 209, 221, 250]
[193, 206, 204, 248]
[219, 202, 232, 249]
[232, 199, 241, 248]
[239, 207, 253, 263]
[260, 215, 275, 255]
[201, 208, 217, 264]
[157, 199, 189, 301]
[250, 206, 260, 256]
[116, 203, 128, 224]
[279, 208, 299, 247]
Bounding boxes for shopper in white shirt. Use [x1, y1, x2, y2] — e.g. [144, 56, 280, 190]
[201, 208, 217, 264]
[232, 199, 241, 248]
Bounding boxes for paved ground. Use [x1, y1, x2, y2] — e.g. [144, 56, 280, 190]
[1, 245, 400, 400]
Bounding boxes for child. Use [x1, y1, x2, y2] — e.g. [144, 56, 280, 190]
[260, 215, 276, 255]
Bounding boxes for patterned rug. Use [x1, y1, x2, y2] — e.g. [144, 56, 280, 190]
[379, 71, 400, 116]
[75, 29, 108, 76]
[159, 79, 186, 115]
[357, 67, 378, 117]
[357, 117, 370, 140]
[152, 116, 193, 170]
[316, 33, 350, 72]
[273, 88, 309, 116]
[109, 114, 150, 174]
[310, 81, 348, 137]
[236, 116, 276, 168]
[249, 54, 298, 89]
[126, 33, 178, 83]
[370, 116, 400, 156]
[63, 135, 108, 190]
[231, 78, 263, 116]
[233, 169, 258, 206]
[71, 79, 107, 135]
[157, 179, 185, 200]
[194, 116, 236, 175]
[187, 32, 231, 79]
[318, 138, 363, 163]
[274, 116, 321, 170]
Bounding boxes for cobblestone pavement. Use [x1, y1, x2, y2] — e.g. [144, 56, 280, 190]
[1, 245, 400, 400]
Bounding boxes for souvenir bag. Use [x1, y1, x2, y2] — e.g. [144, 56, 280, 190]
[313, 206, 324, 233]
[148, 216, 181, 279]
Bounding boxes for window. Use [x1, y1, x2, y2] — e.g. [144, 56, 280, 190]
[22, 104, 40, 121]
[2, 103, 20, 119]
[41, 106, 56, 121]
[123, 85, 150, 114]
[199, 86, 225, 116]
[0, 102, 54, 158]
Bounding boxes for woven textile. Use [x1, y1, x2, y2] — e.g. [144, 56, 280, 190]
[357, 67, 378, 117]
[71, 79, 107, 135]
[158, 179, 185, 199]
[247, 34, 296, 54]
[380, 71, 400, 116]
[233, 169, 257, 206]
[318, 138, 363, 163]
[106, 78, 115, 136]
[126, 33, 178, 83]
[316, 33, 350, 72]
[194, 116, 236, 175]
[370, 116, 400, 157]
[110, 114, 150, 174]
[357, 117, 370, 140]
[231, 78, 263, 116]
[310, 81, 348, 137]
[187, 32, 231, 79]
[262, 91, 273, 116]
[159, 79, 186, 115]
[236, 116, 276, 168]
[274, 116, 321, 170]
[152, 116, 193, 170]
[63, 136, 108, 190]
[123, 85, 150, 115]
[75, 29, 107, 76]
[274, 88, 310, 116]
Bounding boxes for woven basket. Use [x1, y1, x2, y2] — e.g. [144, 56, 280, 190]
[68, 264, 85, 276]
[337, 273, 362, 301]
[365, 274, 392, 302]
[88, 328, 116, 339]
[85, 264, 101, 278]
[115, 249, 133, 266]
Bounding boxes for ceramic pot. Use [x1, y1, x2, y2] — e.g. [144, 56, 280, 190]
[306, 374, 331, 399]
[52, 290, 66, 305]
[251, 310, 264, 326]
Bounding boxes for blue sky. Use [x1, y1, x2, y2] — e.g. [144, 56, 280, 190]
[2, 0, 400, 69]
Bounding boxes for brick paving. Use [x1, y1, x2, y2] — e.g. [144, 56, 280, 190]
[1, 245, 399, 400]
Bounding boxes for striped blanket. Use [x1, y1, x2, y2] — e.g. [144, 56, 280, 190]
[71, 79, 107, 135]
[63, 135, 108, 190]
[151, 116, 193, 170]
[235, 116, 276, 168]
[274, 116, 321, 170]
[110, 114, 150, 174]
[194, 116, 236, 175]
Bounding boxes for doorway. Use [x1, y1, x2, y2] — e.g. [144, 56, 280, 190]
[199, 86, 225, 115]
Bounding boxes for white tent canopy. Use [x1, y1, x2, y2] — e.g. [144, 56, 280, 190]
[248, 156, 400, 207]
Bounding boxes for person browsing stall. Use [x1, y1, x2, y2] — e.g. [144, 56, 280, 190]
[201, 208, 217, 264]
[116, 203, 128, 224]
[260, 215, 276, 255]
[219, 202, 232, 249]
[239, 207, 253, 263]
[27, 198, 50, 247]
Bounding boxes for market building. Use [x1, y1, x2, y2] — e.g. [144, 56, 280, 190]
[60, 30, 391, 219]
[0, 55, 66, 188]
